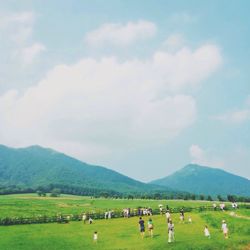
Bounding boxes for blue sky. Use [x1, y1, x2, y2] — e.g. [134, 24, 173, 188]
[0, 0, 249, 181]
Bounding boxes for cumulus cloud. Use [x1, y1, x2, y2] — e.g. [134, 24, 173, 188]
[189, 144, 224, 167]
[85, 20, 157, 47]
[0, 43, 222, 161]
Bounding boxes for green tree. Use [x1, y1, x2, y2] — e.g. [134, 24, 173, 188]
[207, 195, 213, 201]
[50, 188, 61, 197]
[36, 190, 42, 196]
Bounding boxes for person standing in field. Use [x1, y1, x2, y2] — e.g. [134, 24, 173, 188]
[180, 208, 184, 223]
[89, 217, 93, 224]
[147, 218, 154, 237]
[168, 219, 175, 243]
[138, 217, 145, 238]
[165, 209, 171, 223]
[82, 213, 87, 224]
[108, 210, 112, 219]
[213, 203, 217, 211]
[104, 211, 108, 219]
[93, 231, 98, 243]
[204, 225, 210, 239]
[222, 220, 229, 239]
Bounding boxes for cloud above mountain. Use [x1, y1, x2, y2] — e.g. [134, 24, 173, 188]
[0, 37, 222, 161]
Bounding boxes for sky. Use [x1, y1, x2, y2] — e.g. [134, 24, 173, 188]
[0, 0, 249, 182]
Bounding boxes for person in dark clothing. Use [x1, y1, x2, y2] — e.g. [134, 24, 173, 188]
[138, 217, 145, 238]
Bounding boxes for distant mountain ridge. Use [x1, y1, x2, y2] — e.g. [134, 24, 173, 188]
[150, 164, 250, 196]
[0, 144, 170, 195]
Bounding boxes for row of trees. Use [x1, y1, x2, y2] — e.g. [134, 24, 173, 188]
[1, 184, 250, 202]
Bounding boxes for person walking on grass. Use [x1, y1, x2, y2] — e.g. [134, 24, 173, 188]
[204, 225, 210, 239]
[139, 217, 145, 238]
[222, 220, 229, 239]
[147, 218, 154, 237]
[168, 219, 175, 243]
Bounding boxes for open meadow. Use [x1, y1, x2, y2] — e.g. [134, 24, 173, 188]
[0, 194, 219, 217]
[0, 194, 249, 249]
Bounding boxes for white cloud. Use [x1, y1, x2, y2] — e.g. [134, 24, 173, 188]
[0, 11, 35, 44]
[0, 43, 222, 162]
[20, 43, 46, 64]
[214, 96, 250, 123]
[215, 110, 250, 123]
[189, 144, 224, 167]
[0, 11, 45, 65]
[85, 20, 157, 47]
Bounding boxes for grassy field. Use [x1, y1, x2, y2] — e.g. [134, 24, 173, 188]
[0, 194, 249, 250]
[0, 193, 232, 217]
[0, 212, 249, 250]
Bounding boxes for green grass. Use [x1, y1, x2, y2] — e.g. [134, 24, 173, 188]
[0, 194, 249, 249]
[0, 193, 231, 218]
[0, 213, 249, 250]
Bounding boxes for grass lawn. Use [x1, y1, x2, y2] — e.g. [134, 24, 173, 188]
[0, 194, 249, 249]
[0, 193, 233, 218]
[0, 212, 249, 249]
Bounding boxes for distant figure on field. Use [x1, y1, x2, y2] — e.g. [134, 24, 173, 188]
[108, 210, 112, 219]
[168, 219, 175, 243]
[147, 218, 154, 237]
[232, 202, 238, 209]
[104, 211, 108, 219]
[89, 217, 93, 224]
[221, 220, 229, 239]
[188, 216, 192, 223]
[213, 203, 217, 211]
[93, 231, 98, 243]
[82, 213, 87, 224]
[138, 217, 145, 238]
[220, 203, 225, 211]
[165, 210, 171, 223]
[180, 208, 184, 223]
[159, 204, 163, 215]
[204, 225, 210, 239]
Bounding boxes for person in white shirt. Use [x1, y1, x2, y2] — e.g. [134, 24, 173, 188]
[93, 231, 98, 243]
[165, 210, 171, 223]
[204, 225, 210, 238]
[108, 210, 112, 219]
[221, 220, 229, 239]
[104, 211, 108, 219]
[168, 219, 175, 243]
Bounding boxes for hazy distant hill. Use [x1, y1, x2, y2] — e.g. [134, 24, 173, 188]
[0, 144, 169, 194]
[150, 164, 250, 196]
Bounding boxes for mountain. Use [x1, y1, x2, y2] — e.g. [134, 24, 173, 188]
[150, 164, 250, 197]
[0, 144, 169, 195]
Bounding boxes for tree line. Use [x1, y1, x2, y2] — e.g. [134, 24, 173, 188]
[0, 184, 250, 202]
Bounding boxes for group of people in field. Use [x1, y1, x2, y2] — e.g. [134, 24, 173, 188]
[88, 203, 233, 244]
[138, 205, 230, 244]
